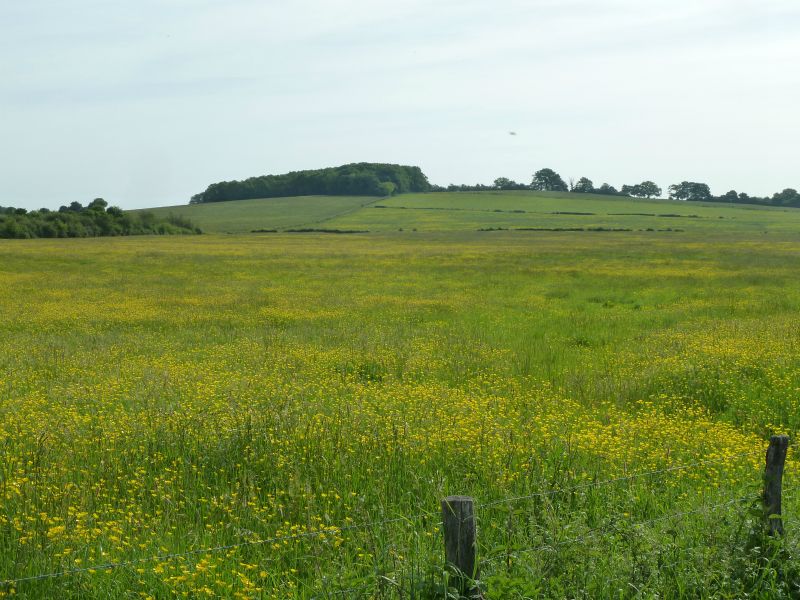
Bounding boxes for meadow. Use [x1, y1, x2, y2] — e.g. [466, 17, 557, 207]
[134, 191, 800, 235]
[3, 195, 800, 598]
[136, 196, 377, 234]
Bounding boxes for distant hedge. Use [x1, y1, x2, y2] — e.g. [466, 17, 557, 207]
[0, 199, 200, 239]
[190, 163, 430, 204]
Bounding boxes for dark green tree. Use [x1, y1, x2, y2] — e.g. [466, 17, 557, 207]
[638, 181, 662, 198]
[668, 181, 711, 201]
[191, 163, 430, 203]
[596, 183, 621, 195]
[622, 181, 662, 198]
[493, 177, 526, 190]
[88, 198, 108, 211]
[531, 168, 569, 192]
[772, 188, 800, 206]
[572, 177, 595, 193]
[0, 201, 200, 239]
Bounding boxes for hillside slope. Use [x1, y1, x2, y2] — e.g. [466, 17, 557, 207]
[132, 195, 377, 233]
[134, 191, 800, 234]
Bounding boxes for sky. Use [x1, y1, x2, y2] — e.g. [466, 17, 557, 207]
[1, 0, 799, 210]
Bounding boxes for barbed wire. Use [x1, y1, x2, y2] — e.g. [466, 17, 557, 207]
[478, 449, 762, 509]
[481, 495, 752, 566]
[0, 510, 440, 588]
[311, 581, 380, 599]
[0, 448, 767, 588]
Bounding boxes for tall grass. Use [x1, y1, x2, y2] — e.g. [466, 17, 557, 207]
[1, 231, 799, 598]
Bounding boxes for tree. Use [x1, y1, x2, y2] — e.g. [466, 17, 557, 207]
[572, 177, 595, 193]
[88, 198, 108, 211]
[596, 183, 620, 195]
[191, 163, 431, 203]
[531, 168, 568, 192]
[493, 177, 526, 190]
[668, 181, 711, 201]
[622, 181, 662, 198]
[772, 188, 800, 206]
[60, 201, 84, 212]
[377, 181, 397, 197]
[0, 201, 200, 239]
[638, 181, 662, 198]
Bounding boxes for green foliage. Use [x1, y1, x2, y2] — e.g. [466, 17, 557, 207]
[493, 178, 528, 191]
[530, 168, 569, 192]
[594, 183, 625, 196]
[377, 181, 397, 197]
[705, 187, 800, 208]
[622, 180, 662, 198]
[772, 188, 800, 207]
[0, 201, 200, 239]
[572, 177, 595, 193]
[669, 181, 712, 201]
[190, 162, 429, 203]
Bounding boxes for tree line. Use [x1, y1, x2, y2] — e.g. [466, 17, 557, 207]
[433, 168, 800, 207]
[0, 199, 200, 239]
[432, 169, 661, 198]
[666, 182, 800, 207]
[189, 162, 798, 208]
[190, 163, 430, 203]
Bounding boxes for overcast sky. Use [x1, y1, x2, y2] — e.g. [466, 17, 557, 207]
[2, 0, 798, 210]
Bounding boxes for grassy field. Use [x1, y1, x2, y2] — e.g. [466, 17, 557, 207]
[3, 198, 800, 597]
[327, 192, 800, 234]
[134, 191, 800, 235]
[134, 195, 379, 234]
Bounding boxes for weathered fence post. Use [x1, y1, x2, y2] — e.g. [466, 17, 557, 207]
[763, 435, 789, 536]
[441, 495, 478, 595]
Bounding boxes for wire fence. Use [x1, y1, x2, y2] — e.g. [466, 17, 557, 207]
[0, 443, 785, 595]
[480, 496, 751, 566]
[0, 511, 440, 587]
[477, 448, 761, 509]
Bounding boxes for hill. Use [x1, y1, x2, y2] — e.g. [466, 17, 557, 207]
[133, 195, 379, 234]
[190, 163, 430, 203]
[135, 190, 800, 234]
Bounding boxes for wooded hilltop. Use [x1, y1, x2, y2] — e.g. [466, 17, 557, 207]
[190, 163, 430, 203]
[190, 164, 800, 208]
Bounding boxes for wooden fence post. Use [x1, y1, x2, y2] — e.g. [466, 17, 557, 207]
[763, 435, 789, 536]
[441, 495, 478, 595]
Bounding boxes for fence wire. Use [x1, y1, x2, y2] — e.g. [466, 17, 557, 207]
[0, 510, 440, 587]
[478, 449, 762, 509]
[0, 446, 769, 588]
[481, 495, 752, 566]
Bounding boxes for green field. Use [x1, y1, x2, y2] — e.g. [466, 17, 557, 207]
[3, 195, 800, 598]
[135, 191, 800, 235]
[328, 191, 800, 233]
[135, 195, 379, 234]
